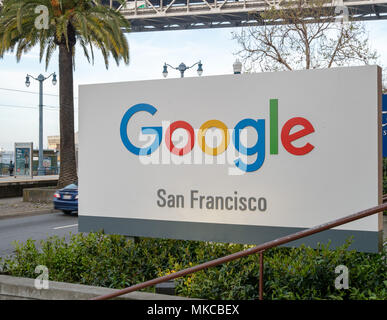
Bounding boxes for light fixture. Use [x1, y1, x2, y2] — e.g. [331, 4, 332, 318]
[197, 61, 203, 76]
[162, 61, 203, 78]
[233, 59, 242, 74]
[162, 63, 168, 78]
[52, 73, 57, 86]
[25, 75, 30, 87]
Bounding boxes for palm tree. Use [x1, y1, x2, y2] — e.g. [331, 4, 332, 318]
[0, 0, 130, 187]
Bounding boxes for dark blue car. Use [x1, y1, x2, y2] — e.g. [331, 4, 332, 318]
[53, 183, 78, 215]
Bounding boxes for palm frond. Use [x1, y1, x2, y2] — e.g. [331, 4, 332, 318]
[0, 0, 130, 68]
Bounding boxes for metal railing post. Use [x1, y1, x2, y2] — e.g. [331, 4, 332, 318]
[259, 251, 264, 300]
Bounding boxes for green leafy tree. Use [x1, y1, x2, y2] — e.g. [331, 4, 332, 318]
[0, 0, 130, 187]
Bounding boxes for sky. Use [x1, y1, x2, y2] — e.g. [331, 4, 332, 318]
[0, 21, 387, 152]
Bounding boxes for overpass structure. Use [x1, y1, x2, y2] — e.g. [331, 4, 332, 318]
[0, 0, 386, 32]
[114, 0, 387, 32]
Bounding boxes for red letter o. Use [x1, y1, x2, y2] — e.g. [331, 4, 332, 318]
[165, 121, 195, 156]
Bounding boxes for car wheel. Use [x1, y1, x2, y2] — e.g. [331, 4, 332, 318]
[62, 210, 72, 215]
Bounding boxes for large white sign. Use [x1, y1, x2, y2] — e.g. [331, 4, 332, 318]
[79, 66, 382, 252]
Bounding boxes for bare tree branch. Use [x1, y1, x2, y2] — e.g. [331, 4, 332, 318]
[232, 0, 378, 72]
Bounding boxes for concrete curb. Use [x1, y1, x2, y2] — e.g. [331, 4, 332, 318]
[0, 208, 59, 220]
[0, 275, 195, 300]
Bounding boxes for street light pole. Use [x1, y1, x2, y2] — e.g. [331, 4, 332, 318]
[178, 63, 187, 78]
[25, 73, 57, 176]
[163, 61, 203, 78]
[38, 76, 44, 176]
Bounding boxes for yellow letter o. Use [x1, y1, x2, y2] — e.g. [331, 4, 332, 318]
[198, 120, 230, 156]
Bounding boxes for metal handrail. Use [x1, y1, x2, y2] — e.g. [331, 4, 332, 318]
[91, 200, 387, 300]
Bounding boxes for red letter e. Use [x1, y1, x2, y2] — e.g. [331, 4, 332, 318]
[281, 117, 315, 156]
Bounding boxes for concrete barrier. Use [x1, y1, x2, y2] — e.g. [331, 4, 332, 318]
[0, 275, 194, 300]
[23, 187, 57, 203]
[0, 179, 58, 199]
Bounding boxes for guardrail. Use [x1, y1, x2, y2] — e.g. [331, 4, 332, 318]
[91, 200, 387, 300]
[0, 164, 59, 177]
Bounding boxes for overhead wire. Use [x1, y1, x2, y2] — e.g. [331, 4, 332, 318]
[0, 87, 78, 99]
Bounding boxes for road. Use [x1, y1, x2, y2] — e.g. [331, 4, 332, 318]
[0, 212, 78, 257]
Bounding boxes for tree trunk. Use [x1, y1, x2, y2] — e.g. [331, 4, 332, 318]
[57, 43, 78, 188]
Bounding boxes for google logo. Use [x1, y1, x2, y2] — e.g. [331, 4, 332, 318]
[120, 99, 315, 173]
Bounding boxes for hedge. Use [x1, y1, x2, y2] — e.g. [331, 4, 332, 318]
[0, 233, 386, 299]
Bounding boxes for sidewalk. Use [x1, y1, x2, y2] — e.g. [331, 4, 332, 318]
[0, 197, 57, 220]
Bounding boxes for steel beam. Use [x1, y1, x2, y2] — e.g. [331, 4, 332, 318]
[115, 0, 387, 32]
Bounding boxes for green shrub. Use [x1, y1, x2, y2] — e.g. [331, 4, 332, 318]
[174, 240, 387, 300]
[0, 233, 386, 299]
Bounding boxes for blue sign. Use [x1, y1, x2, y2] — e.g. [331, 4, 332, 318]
[383, 94, 387, 157]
